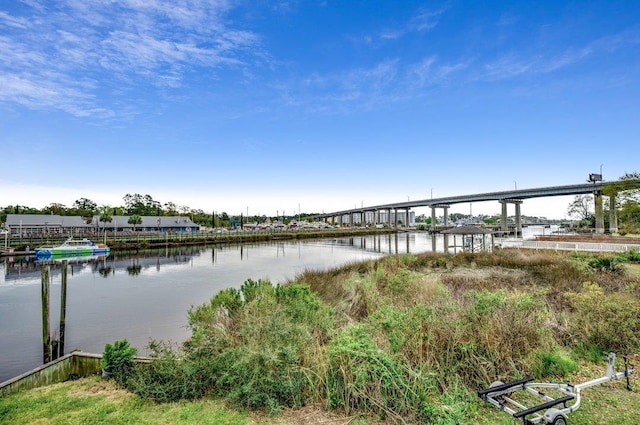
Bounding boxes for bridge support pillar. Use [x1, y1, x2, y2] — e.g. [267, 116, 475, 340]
[595, 192, 604, 234]
[430, 205, 450, 232]
[431, 207, 436, 232]
[499, 199, 523, 238]
[609, 194, 618, 234]
[501, 201, 508, 232]
[515, 202, 522, 238]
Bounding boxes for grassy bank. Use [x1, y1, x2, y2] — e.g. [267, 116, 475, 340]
[2, 249, 639, 424]
[1, 365, 636, 424]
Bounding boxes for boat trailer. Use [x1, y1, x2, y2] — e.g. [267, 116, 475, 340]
[478, 353, 635, 424]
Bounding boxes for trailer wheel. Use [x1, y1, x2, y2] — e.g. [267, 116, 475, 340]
[544, 408, 567, 425]
[487, 381, 506, 402]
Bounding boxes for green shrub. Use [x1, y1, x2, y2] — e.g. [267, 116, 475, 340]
[567, 282, 640, 353]
[211, 342, 308, 414]
[469, 289, 506, 315]
[241, 278, 274, 303]
[187, 287, 242, 329]
[187, 280, 333, 413]
[326, 324, 438, 423]
[588, 257, 624, 273]
[101, 339, 137, 385]
[531, 350, 578, 378]
[617, 249, 640, 263]
[127, 341, 209, 402]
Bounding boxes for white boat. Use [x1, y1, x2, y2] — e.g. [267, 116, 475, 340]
[34, 238, 110, 258]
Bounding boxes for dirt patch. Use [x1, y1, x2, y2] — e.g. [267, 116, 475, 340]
[624, 263, 640, 279]
[66, 378, 133, 402]
[441, 266, 529, 292]
[256, 405, 389, 425]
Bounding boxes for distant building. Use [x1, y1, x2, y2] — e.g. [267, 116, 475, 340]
[90, 215, 199, 233]
[3, 214, 199, 236]
[4, 214, 91, 236]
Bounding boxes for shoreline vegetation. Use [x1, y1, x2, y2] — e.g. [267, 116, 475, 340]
[2, 249, 640, 424]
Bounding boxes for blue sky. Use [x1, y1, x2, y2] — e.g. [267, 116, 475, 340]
[1, 1, 638, 219]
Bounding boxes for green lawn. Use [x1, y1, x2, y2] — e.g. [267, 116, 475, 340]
[1, 373, 637, 425]
[0, 378, 253, 425]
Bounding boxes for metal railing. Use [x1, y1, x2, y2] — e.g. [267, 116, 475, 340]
[498, 239, 640, 253]
[2, 227, 394, 250]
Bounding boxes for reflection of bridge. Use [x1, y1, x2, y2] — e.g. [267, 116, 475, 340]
[316, 180, 640, 236]
[321, 233, 415, 256]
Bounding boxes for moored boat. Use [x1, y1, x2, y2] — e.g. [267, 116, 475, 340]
[34, 238, 110, 258]
[35, 252, 108, 264]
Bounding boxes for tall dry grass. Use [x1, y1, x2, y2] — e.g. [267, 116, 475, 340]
[123, 249, 640, 423]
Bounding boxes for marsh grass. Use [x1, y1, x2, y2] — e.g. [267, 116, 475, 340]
[5, 249, 639, 424]
[293, 249, 640, 422]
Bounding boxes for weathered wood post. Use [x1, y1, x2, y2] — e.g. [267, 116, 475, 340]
[58, 260, 68, 359]
[41, 266, 51, 364]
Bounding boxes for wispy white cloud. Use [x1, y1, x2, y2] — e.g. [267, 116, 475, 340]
[0, 0, 261, 118]
[483, 48, 587, 80]
[279, 19, 638, 114]
[407, 56, 469, 87]
[0, 11, 29, 28]
[0, 72, 113, 118]
[300, 59, 402, 110]
[410, 6, 446, 32]
[483, 55, 535, 80]
[482, 30, 640, 81]
[282, 55, 468, 113]
[380, 5, 447, 40]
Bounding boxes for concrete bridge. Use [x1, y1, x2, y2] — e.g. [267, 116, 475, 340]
[315, 179, 640, 236]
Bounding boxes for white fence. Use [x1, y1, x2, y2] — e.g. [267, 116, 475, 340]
[498, 238, 640, 253]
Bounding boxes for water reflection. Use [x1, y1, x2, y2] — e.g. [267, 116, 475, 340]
[1, 233, 445, 383]
[2, 246, 203, 284]
[2, 234, 438, 286]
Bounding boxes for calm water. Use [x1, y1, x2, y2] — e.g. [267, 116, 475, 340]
[1, 233, 445, 382]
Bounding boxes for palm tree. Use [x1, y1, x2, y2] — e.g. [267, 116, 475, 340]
[128, 215, 142, 232]
[99, 208, 112, 242]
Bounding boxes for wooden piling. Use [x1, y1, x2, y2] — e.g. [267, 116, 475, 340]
[58, 260, 68, 359]
[41, 266, 51, 364]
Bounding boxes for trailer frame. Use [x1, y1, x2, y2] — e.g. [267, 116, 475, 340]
[477, 353, 634, 424]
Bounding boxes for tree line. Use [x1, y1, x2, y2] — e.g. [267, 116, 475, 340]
[566, 172, 640, 234]
[3, 173, 639, 232]
[0, 193, 311, 229]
